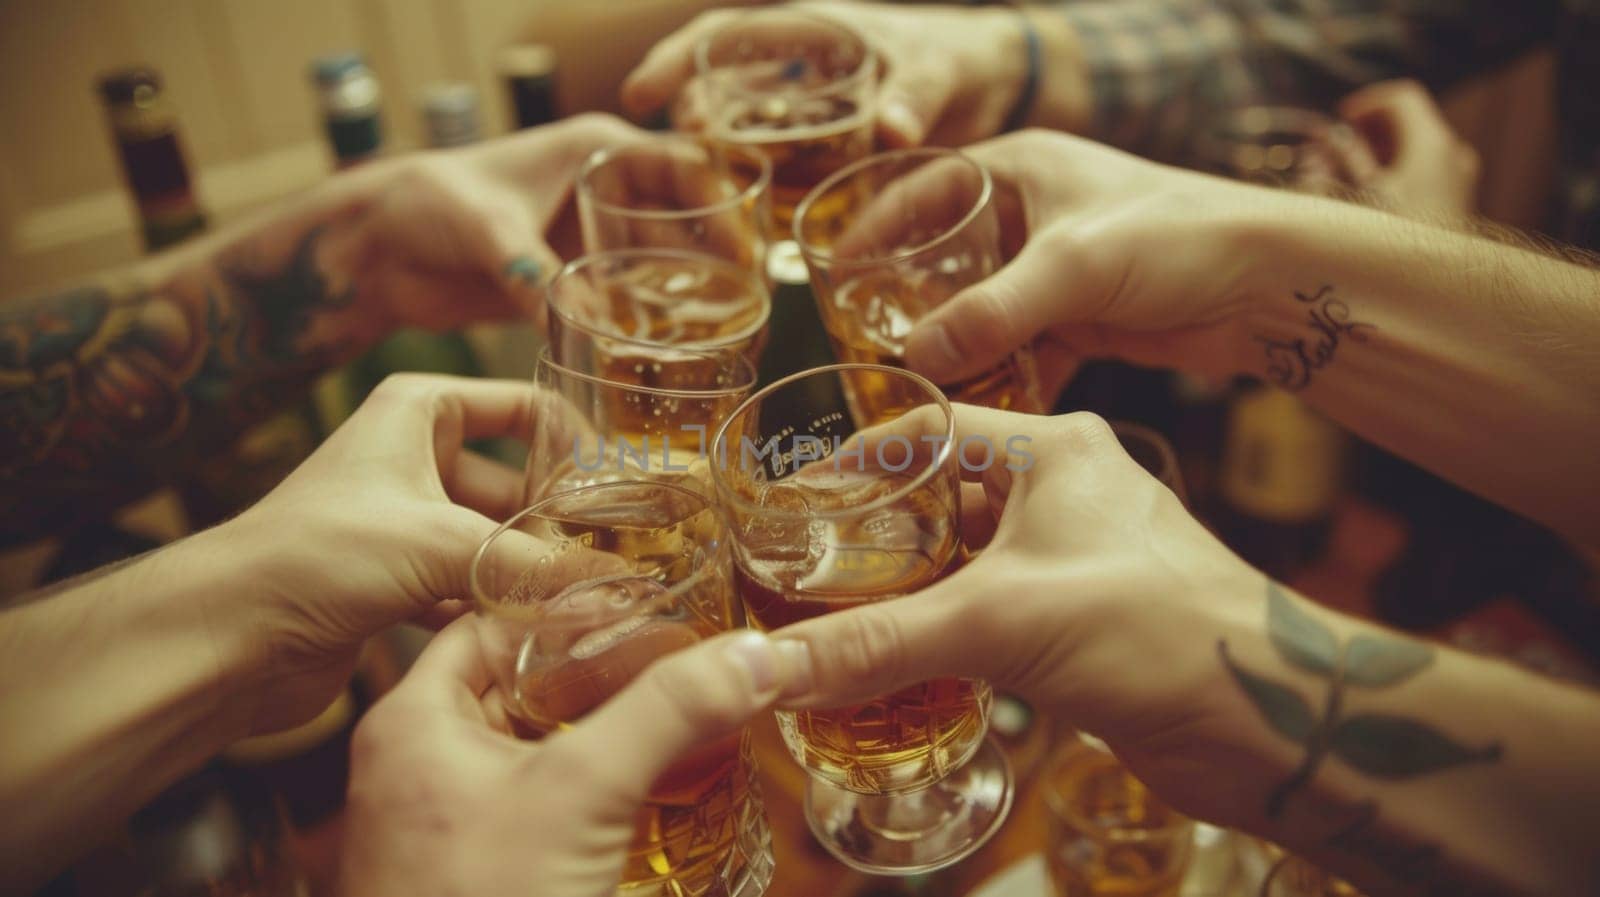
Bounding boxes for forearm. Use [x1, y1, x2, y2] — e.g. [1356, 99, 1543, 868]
[1205, 581, 1600, 895]
[1235, 199, 1600, 546]
[0, 169, 397, 542]
[0, 525, 258, 892]
[1036, 0, 1551, 162]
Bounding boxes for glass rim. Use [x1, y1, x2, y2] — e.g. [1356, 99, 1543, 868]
[577, 137, 773, 222]
[1040, 741, 1197, 844]
[535, 344, 758, 399]
[692, 8, 879, 103]
[1108, 420, 1180, 479]
[469, 478, 729, 615]
[1191, 105, 1356, 169]
[793, 147, 994, 269]
[546, 247, 772, 353]
[708, 362, 956, 522]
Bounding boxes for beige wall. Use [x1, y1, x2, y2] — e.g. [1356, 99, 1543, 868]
[0, 0, 749, 297]
[0, 0, 1553, 300]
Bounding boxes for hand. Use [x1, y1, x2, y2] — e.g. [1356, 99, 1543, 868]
[765, 406, 1286, 828]
[622, 2, 1032, 147]
[894, 130, 1285, 398]
[327, 113, 648, 334]
[221, 374, 542, 734]
[1337, 79, 1481, 217]
[340, 618, 795, 897]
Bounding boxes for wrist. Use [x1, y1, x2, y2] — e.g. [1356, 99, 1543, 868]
[154, 522, 272, 747]
[1022, 8, 1092, 133]
[1221, 189, 1374, 381]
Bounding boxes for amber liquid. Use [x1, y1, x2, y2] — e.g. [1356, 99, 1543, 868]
[567, 255, 768, 373]
[506, 523, 760, 895]
[733, 475, 988, 794]
[817, 270, 1043, 425]
[710, 95, 873, 234]
[1044, 746, 1192, 897]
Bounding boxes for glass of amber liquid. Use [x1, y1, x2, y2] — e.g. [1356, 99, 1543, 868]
[709, 363, 1013, 873]
[691, 8, 877, 243]
[470, 481, 773, 897]
[525, 346, 756, 502]
[578, 137, 775, 283]
[1043, 734, 1196, 897]
[547, 248, 771, 371]
[794, 147, 1045, 425]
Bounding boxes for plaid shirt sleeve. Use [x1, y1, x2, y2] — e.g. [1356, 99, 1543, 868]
[1053, 0, 1560, 163]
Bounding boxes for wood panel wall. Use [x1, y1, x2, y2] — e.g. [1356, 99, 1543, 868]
[0, 0, 748, 297]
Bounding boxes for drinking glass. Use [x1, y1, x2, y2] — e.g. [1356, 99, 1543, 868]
[1109, 421, 1189, 506]
[1194, 107, 1363, 193]
[546, 248, 772, 377]
[1042, 734, 1196, 897]
[710, 363, 1013, 874]
[1260, 848, 1368, 896]
[470, 481, 772, 897]
[795, 147, 1045, 423]
[525, 346, 756, 502]
[578, 138, 774, 282]
[691, 8, 878, 244]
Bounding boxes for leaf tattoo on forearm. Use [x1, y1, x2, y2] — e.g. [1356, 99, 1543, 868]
[1219, 584, 1501, 819]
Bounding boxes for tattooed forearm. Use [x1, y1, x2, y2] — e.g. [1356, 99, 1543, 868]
[1255, 285, 1374, 391]
[1223, 583, 1507, 896]
[0, 226, 361, 542]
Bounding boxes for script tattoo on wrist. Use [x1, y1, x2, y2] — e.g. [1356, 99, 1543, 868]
[1220, 583, 1506, 896]
[1255, 285, 1373, 391]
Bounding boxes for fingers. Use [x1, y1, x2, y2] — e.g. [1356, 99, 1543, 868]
[411, 599, 471, 632]
[446, 450, 527, 522]
[386, 616, 497, 718]
[876, 67, 954, 148]
[1340, 79, 1463, 168]
[958, 480, 999, 549]
[402, 505, 501, 613]
[621, 12, 726, 117]
[1337, 79, 1479, 214]
[770, 572, 990, 709]
[827, 153, 985, 261]
[355, 374, 540, 455]
[545, 631, 804, 808]
[904, 233, 1084, 384]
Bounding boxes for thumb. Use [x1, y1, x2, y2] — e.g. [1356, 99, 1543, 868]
[904, 233, 1079, 384]
[769, 574, 994, 710]
[876, 68, 955, 148]
[544, 631, 806, 813]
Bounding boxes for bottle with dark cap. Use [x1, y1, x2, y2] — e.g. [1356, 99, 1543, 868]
[498, 44, 559, 129]
[311, 51, 383, 169]
[97, 66, 208, 251]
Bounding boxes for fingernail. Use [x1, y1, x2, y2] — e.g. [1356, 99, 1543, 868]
[504, 256, 543, 286]
[774, 640, 815, 699]
[879, 99, 923, 146]
[724, 631, 780, 697]
[905, 323, 958, 374]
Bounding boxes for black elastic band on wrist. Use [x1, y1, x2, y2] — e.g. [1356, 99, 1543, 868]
[1002, 12, 1042, 133]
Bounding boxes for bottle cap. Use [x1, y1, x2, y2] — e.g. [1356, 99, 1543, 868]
[98, 66, 162, 104]
[497, 44, 557, 78]
[311, 50, 368, 86]
[421, 82, 482, 147]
